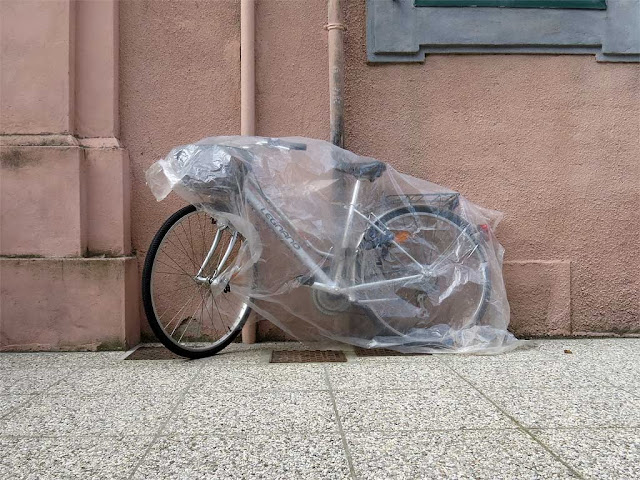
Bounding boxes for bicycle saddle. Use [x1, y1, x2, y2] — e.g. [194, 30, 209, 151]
[335, 159, 387, 182]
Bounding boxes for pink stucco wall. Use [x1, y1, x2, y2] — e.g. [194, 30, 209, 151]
[1, 257, 138, 351]
[120, 0, 639, 338]
[1, 0, 137, 351]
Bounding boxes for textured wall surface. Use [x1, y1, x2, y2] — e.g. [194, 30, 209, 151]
[0, 0, 74, 133]
[120, 0, 639, 338]
[1, 258, 139, 351]
[343, 0, 639, 335]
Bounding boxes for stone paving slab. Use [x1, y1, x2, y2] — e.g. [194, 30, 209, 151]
[47, 363, 200, 395]
[334, 387, 514, 432]
[532, 428, 640, 480]
[0, 395, 33, 418]
[0, 435, 152, 480]
[325, 361, 467, 391]
[448, 359, 612, 390]
[0, 352, 126, 370]
[164, 390, 338, 435]
[195, 364, 327, 392]
[1, 392, 180, 436]
[132, 434, 351, 480]
[537, 339, 640, 361]
[570, 360, 640, 397]
[1, 368, 77, 395]
[1, 338, 639, 479]
[346, 429, 577, 479]
[486, 387, 640, 429]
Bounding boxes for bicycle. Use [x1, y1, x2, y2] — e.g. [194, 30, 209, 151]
[142, 138, 495, 359]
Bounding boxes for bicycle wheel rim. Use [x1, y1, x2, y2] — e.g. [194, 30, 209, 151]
[146, 207, 250, 354]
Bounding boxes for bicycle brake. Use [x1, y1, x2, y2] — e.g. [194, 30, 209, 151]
[362, 226, 395, 251]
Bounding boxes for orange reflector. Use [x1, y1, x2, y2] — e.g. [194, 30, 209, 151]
[394, 230, 412, 243]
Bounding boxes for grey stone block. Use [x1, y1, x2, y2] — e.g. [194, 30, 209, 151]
[367, 0, 640, 62]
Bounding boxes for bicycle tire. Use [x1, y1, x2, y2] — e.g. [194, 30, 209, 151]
[142, 204, 251, 359]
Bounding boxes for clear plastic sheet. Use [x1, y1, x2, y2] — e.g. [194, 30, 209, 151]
[147, 136, 523, 353]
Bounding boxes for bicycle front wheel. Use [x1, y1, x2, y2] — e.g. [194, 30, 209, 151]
[142, 205, 251, 359]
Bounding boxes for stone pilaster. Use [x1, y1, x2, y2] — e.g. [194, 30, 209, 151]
[0, 0, 138, 350]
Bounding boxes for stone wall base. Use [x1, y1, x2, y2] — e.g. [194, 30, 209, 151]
[0, 257, 139, 351]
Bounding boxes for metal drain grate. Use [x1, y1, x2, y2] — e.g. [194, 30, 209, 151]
[125, 347, 183, 360]
[270, 350, 347, 363]
[354, 347, 431, 357]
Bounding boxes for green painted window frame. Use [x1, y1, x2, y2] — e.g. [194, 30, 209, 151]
[415, 0, 607, 9]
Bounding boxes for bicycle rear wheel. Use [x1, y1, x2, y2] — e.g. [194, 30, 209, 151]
[142, 205, 251, 359]
[355, 205, 491, 342]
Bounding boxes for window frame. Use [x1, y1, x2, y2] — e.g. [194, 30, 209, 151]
[415, 0, 606, 8]
[366, 0, 638, 63]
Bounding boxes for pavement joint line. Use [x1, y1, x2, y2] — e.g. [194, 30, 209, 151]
[323, 365, 358, 480]
[438, 359, 587, 480]
[562, 359, 640, 400]
[171, 387, 333, 393]
[588, 377, 640, 400]
[125, 360, 206, 480]
[0, 364, 85, 420]
[0, 395, 35, 421]
[2, 392, 188, 400]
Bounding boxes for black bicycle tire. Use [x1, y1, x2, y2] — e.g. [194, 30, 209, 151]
[356, 204, 492, 335]
[141, 204, 251, 359]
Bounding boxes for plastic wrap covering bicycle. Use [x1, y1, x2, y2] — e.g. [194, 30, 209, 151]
[143, 137, 519, 358]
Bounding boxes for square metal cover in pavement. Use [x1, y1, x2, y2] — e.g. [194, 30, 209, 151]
[270, 350, 347, 363]
[125, 347, 183, 360]
[354, 347, 431, 357]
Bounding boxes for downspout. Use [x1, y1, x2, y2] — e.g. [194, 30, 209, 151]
[242, 0, 345, 343]
[327, 0, 345, 147]
[241, 0, 257, 344]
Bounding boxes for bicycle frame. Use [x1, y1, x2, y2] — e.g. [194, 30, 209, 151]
[229, 175, 427, 301]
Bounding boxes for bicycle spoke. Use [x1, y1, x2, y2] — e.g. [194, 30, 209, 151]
[200, 289, 217, 330]
[187, 215, 199, 269]
[154, 282, 194, 298]
[178, 294, 205, 343]
[211, 295, 227, 330]
[197, 212, 207, 265]
[175, 223, 198, 270]
[154, 270, 194, 277]
[158, 249, 195, 277]
[166, 288, 200, 334]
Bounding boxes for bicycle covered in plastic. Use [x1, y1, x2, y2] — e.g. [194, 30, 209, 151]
[143, 136, 520, 358]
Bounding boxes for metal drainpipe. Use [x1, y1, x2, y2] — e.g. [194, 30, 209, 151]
[327, 0, 351, 332]
[242, 1, 345, 343]
[241, 0, 257, 344]
[327, 0, 345, 147]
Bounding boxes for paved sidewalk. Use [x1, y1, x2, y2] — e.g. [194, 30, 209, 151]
[1, 339, 638, 479]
